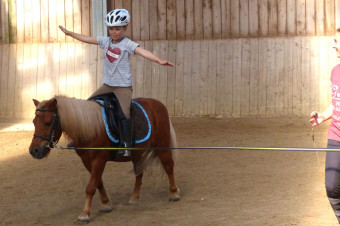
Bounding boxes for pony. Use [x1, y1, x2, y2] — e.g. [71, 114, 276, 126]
[28, 96, 180, 222]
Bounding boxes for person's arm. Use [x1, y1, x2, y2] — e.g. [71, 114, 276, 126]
[310, 104, 334, 126]
[134, 46, 174, 67]
[59, 25, 98, 44]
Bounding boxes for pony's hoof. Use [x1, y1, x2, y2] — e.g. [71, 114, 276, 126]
[77, 214, 90, 223]
[128, 195, 140, 205]
[100, 203, 112, 213]
[169, 188, 180, 202]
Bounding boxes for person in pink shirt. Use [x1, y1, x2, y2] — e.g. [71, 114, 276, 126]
[310, 32, 340, 223]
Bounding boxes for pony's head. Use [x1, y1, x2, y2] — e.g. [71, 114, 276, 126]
[29, 98, 62, 159]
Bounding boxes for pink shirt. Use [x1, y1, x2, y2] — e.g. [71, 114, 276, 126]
[328, 64, 340, 141]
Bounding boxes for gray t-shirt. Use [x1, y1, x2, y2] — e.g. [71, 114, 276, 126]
[97, 36, 139, 87]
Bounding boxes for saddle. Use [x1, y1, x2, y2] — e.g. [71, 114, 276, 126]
[89, 93, 151, 160]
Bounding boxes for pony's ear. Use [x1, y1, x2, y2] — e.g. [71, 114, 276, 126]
[33, 99, 40, 107]
[52, 98, 57, 107]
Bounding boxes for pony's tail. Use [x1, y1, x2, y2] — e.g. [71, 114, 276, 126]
[135, 119, 177, 175]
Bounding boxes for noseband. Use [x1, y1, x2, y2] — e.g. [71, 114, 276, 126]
[34, 108, 61, 148]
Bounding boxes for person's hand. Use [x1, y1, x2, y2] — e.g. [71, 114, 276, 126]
[59, 25, 70, 35]
[159, 59, 174, 67]
[310, 111, 323, 126]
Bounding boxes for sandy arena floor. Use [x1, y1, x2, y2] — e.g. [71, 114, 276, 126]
[0, 116, 338, 225]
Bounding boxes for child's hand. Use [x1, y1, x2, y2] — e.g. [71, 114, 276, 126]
[59, 25, 70, 35]
[310, 111, 323, 126]
[159, 60, 174, 67]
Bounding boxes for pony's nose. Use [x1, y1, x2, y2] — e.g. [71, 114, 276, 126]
[29, 148, 39, 156]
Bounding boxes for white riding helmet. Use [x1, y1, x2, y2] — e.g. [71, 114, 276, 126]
[105, 9, 130, 27]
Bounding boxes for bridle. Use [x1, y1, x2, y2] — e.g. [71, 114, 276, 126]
[33, 108, 62, 148]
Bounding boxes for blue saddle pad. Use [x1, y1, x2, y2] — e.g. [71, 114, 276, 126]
[97, 100, 151, 144]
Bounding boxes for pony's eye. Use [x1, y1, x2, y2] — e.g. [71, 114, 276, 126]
[44, 123, 51, 127]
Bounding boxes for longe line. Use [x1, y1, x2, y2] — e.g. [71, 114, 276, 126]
[53, 145, 340, 152]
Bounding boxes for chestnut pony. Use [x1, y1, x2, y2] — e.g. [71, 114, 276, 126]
[29, 96, 180, 222]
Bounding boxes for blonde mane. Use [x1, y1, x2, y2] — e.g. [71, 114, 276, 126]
[53, 96, 105, 144]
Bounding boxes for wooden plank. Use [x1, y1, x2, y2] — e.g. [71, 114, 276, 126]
[212, 0, 222, 39]
[123, 0, 132, 38]
[149, 0, 159, 40]
[287, 0, 296, 36]
[194, 0, 203, 39]
[0, 45, 9, 116]
[275, 38, 284, 115]
[66, 43, 75, 96]
[292, 38, 302, 115]
[166, 0, 176, 40]
[14, 43, 24, 117]
[249, 0, 258, 37]
[166, 40, 176, 115]
[336, 0, 340, 32]
[258, 38, 267, 115]
[249, 38, 259, 115]
[258, 0, 268, 36]
[216, 40, 225, 115]
[132, 0, 141, 40]
[277, 0, 286, 35]
[203, 0, 213, 39]
[73, 0, 82, 35]
[232, 39, 242, 116]
[283, 38, 293, 115]
[151, 41, 160, 99]
[185, 0, 194, 39]
[88, 45, 98, 95]
[239, 0, 249, 37]
[268, 0, 278, 36]
[92, 0, 105, 37]
[157, 0, 167, 40]
[301, 37, 311, 115]
[16, 0, 24, 43]
[266, 38, 275, 116]
[65, 0, 74, 42]
[199, 40, 209, 115]
[310, 37, 319, 111]
[176, 0, 185, 39]
[315, 0, 325, 35]
[57, 0, 65, 42]
[208, 40, 216, 115]
[141, 0, 150, 40]
[175, 41, 184, 116]
[325, 0, 335, 35]
[306, 0, 316, 35]
[135, 41, 144, 97]
[224, 40, 233, 116]
[58, 43, 67, 95]
[1, 0, 9, 43]
[48, 0, 57, 42]
[22, 44, 31, 117]
[319, 38, 330, 111]
[143, 41, 153, 97]
[51, 43, 61, 96]
[80, 0, 90, 36]
[30, 44, 38, 113]
[81, 43, 91, 98]
[241, 39, 250, 116]
[158, 41, 168, 105]
[8, 0, 17, 43]
[115, 0, 123, 8]
[107, 0, 115, 11]
[191, 41, 201, 115]
[221, 0, 231, 38]
[36, 44, 46, 101]
[183, 41, 193, 115]
[24, 0, 32, 43]
[74, 43, 83, 98]
[32, 0, 41, 42]
[40, 0, 49, 42]
[296, 0, 306, 35]
[230, 0, 240, 37]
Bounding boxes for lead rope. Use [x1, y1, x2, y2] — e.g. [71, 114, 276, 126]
[312, 127, 321, 168]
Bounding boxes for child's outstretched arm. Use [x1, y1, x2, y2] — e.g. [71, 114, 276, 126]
[59, 25, 98, 44]
[135, 46, 174, 67]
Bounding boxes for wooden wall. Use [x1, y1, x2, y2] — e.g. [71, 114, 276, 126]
[0, 0, 340, 118]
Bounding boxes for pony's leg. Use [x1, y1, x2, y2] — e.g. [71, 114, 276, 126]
[158, 150, 180, 201]
[78, 158, 108, 222]
[129, 172, 143, 204]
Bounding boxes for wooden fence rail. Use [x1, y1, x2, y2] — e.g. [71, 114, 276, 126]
[0, 37, 335, 119]
[2, 0, 340, 44]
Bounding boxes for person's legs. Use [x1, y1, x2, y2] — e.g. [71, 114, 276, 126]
[326, 139, 340, 223]
[111, 86, 133, 157]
